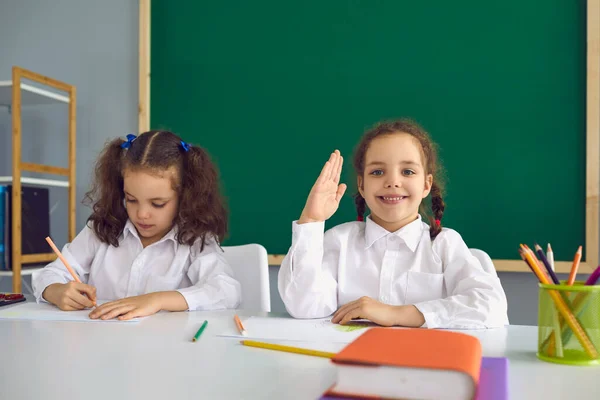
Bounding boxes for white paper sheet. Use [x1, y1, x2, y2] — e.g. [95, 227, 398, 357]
[0, 301, 144, 323]
[217, 316, 373, 343]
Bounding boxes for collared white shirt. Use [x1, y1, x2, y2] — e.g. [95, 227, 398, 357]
[278, 215, 509, 329]
[32, 220, 241, 311]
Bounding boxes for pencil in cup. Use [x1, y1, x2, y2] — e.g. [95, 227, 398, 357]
[567, 246, 582, 286]
[240, 340, 336, 359]
[543, 265, 600, 352]
[520, 245, 598, 359]
[543, 287, 589, 351]
[519, 249, 564, 357]
[45, 236, 96, 307]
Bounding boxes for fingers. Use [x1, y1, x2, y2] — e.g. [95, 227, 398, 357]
[58, 297, 86, 311]
[336, 183, 347, 203]
[118, 309, 143, 321]
[99, 304, 136, 320]
[327, 150, 340, 181]
[332, 299, 360, 323]
[89, 300, 121, 319]
[332, 151, 343, 184]
[71, 284, 95, 308]
[316, 154, 334, 184]
[339, 308, 365, 325]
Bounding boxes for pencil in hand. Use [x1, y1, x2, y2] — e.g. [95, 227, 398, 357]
[45, 236, 97, 307]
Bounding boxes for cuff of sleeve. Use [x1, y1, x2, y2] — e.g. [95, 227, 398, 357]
[291, 220, 325, 252]
[413, 301, 441, 329]
[176, 287, 223, 312]
[33, 279, 60, 304]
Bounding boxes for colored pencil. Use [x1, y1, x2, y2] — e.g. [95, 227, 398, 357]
[241, 340, 336, 358]
[567, 246, 582, 286]
[546, 244, 554, 271]
[192, 320, 208, 342]
[45, 236, 96, 307]
[534, 244, 559, 285]
[234, 314, 247, 336]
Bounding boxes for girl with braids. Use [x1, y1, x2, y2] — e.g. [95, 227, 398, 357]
[279, 119, 508, 329]
[33, 131, 240, 320]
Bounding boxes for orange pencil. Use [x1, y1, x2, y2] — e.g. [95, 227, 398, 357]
[234, 314, 247, 336]
[519, 244, 597, 358]
[567, 246, 582, 286]
[45, 236, 96, 306]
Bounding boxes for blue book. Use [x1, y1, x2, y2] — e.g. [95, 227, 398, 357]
[0, 185, 6, 270]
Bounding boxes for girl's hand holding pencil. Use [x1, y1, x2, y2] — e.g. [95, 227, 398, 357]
[42, 236, 97, 310]
[298, 150, 347, 224]
[42, 282, 97, 311]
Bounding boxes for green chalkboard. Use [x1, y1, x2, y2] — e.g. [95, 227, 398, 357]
[151, 1, 587, 262]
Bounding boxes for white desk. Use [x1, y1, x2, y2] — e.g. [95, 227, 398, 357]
[0, 304, 598, 400]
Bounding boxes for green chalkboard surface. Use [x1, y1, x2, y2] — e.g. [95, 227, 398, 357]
[151, 1, 586, 262]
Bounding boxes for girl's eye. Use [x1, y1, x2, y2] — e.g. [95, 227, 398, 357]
[402, 169, 416, 176]
[126, 199, 137, 203]
[370, 169, 384, 176]
[152, 203, 166, 209]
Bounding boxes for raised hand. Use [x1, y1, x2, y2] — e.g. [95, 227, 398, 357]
[298, 150, 347, 224]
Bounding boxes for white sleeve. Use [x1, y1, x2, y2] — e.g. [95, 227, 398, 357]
[413, 230, 509, 329]
[177, 237, 241, 311]
[31, 224, 100, 303]
[277, 221, 338, 318]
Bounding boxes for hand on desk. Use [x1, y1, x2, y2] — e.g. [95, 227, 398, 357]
[88, 291, 189, 320]
[88, 293, 162, 321]
[42, 282, 97, 311]
[331, 296, 425, 327]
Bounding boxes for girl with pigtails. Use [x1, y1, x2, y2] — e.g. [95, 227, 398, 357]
[279, 119, 508, 329]
[33, 131, 241, 320]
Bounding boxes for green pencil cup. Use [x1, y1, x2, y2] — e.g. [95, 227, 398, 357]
[537, 281, 600, 366]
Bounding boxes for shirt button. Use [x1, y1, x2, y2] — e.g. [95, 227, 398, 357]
[381, 296, 388, 302]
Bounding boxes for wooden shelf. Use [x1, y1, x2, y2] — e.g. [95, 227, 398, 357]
[0, 267, 44, 277]
[0, 176, 69, 188]
[0, 81, 70, 106]
[2, 67, 77, 293]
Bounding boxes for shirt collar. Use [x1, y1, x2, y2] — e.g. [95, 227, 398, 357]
[364, 214, 424, 252]
[123, 219, 179, 251]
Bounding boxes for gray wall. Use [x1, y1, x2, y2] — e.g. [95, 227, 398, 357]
[0, 0, 138, 290]
[0, 1, 595, 327]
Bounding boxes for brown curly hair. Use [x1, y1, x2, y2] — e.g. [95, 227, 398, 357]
[84, 130, 227, 250]
[353, 119, 446, 239]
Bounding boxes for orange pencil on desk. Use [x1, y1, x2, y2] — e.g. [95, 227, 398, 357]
[567, 246, 582, 286]
[45, 236, 97, 307]
[234, 314, 247, 336]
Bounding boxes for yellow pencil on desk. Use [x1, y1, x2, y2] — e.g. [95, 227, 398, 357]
[240, 340, 336, 358]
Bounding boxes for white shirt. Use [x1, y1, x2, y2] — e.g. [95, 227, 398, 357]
[32, 220, 241, 311]
[278, 215, 509, 329]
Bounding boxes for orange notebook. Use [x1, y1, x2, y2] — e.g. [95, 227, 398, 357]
[326, 328, 482, 400]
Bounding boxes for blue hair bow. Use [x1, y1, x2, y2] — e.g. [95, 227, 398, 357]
[180, 140, 191, 152]
[121, 134, 137, 149]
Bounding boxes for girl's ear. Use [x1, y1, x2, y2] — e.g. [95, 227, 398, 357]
[422, 174, 433, 198]
[357, 175, 365, 197]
